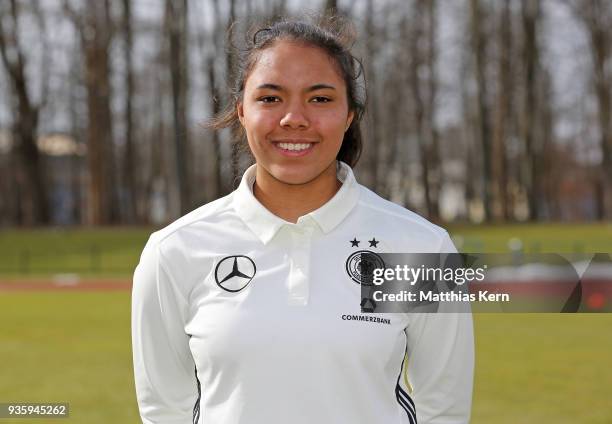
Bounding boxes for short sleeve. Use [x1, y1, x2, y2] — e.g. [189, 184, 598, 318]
[401, 231, 475, 423]
[131, 234, 201, 423]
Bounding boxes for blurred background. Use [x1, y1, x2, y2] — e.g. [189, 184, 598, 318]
[0, 1, 611, 423]
[1, 0, 611, 227]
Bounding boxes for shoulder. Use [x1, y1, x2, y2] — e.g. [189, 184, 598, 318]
[134, 193, 238, 299]
[355, 184, 452, 251]
[144, 192, 235, 253]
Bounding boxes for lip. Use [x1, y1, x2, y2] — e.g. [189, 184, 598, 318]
[271, 140, 317, 157]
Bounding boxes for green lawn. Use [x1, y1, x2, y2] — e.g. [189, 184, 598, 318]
[0, 292, 140, 424]
[0, 227, 151, 278]
[448, 222, 612, 253]
[0, 223, 610, 279]
[0, 224, 611, 423]
[0, 293, 610, 423]
[472, 314, 612, 424]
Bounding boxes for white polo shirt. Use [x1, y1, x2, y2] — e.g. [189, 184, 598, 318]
[131, 160, 474, 424]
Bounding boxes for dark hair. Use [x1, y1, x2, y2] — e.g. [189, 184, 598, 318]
[204, 14, 366, 168]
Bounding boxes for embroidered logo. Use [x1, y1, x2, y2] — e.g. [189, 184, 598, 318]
[214, 255, 256, 292]
[345, 249, 385, 286]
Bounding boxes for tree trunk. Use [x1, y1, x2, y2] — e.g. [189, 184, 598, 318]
[492, 0, 512, 221]
[165, 0, 191, 215]
[81, 1, 116, 225]
[425, 0, 440, 221]
[225, 0, 240, 188]
[361, 0, 379, 190]
[521, 0, 540, 221]
[122, 0, 136, 223]
[206, 55, 223, 201]
[469, 0, 492, 222]
[407, 0, 439, 219]
[0, 0, 49, 225]
[580, 0, 612, 218]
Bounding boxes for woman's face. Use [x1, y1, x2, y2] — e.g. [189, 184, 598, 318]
[237, 40, 354, 185]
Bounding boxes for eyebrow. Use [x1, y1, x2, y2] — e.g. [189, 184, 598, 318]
[255, 83, 337, 92]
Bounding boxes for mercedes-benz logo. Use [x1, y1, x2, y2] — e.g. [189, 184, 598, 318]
[214, 255, 256, 292]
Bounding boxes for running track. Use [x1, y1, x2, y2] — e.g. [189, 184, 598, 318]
[0, 279, 132, 291]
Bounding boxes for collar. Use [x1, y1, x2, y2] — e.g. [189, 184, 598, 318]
[232, 160, 360, 245]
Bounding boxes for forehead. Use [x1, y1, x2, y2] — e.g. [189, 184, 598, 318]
[245, 40, 345, 88]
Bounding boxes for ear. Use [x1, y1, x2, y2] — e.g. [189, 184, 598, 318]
[345, 109, 355, 132]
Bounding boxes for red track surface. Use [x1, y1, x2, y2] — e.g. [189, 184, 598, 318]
[0, 279, 132, 291]
[470, 279, 612, 296]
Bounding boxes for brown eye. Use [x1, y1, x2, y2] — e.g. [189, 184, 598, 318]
[311, 96, 331, 103]
[258, 96, 280, 103]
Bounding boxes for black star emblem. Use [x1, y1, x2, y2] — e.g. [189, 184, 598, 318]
[219, 257, 251, 283]
[350, 238, 360, 247]
[368, 238, 379, 248]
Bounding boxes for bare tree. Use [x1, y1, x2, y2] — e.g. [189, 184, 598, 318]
[359, 0, 380, 189]
[520, 0, 542, 221]
[122, 0, 136, 222]
[539, 67, 556, 219]
[406, 0, 440, 220]
[0, 0, 604, 227]
[225, 0, 239, 187]
[425, 0, 441, 221]
[569, 0, 612, 219]
[0, 0, 50, 225]
[164, 0, 191, 214]
[492, 0, 513, 221]
[64, 0, 117, 225]
[198, 0, 224, 201]
[469, 0, 492, 221]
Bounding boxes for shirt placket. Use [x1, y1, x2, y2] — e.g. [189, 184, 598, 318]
[286, 220, 314, 306]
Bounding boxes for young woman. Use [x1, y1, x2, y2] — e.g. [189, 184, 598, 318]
[132, 16, 474, 424]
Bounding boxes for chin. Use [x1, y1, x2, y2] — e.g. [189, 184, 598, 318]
[268, 164, 320, 186]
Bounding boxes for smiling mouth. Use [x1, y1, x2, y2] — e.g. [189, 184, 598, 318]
[274, 142, 314, 151]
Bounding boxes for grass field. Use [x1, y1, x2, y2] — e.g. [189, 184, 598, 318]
[0, 223, 611, 278]
[0, 293, 610, 423]
[472, 314, 612, 423]
[1, 224, 611, 423]
[0, 293, 139, 423]
[0, 227, 150, 278]
[449, 222, 612, 253]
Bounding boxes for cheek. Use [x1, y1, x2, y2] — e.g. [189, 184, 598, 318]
[317, 109, 348, 137]
[243, 111, 277, 158]
[244, 109, 278, 138]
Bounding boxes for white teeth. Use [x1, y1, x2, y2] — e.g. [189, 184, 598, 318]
[277, 142, 312, 151]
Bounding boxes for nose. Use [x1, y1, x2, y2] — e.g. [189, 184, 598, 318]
[279, 103, 309, 129]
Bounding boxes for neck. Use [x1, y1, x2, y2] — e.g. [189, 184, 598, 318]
[253, 162, 342, 224]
